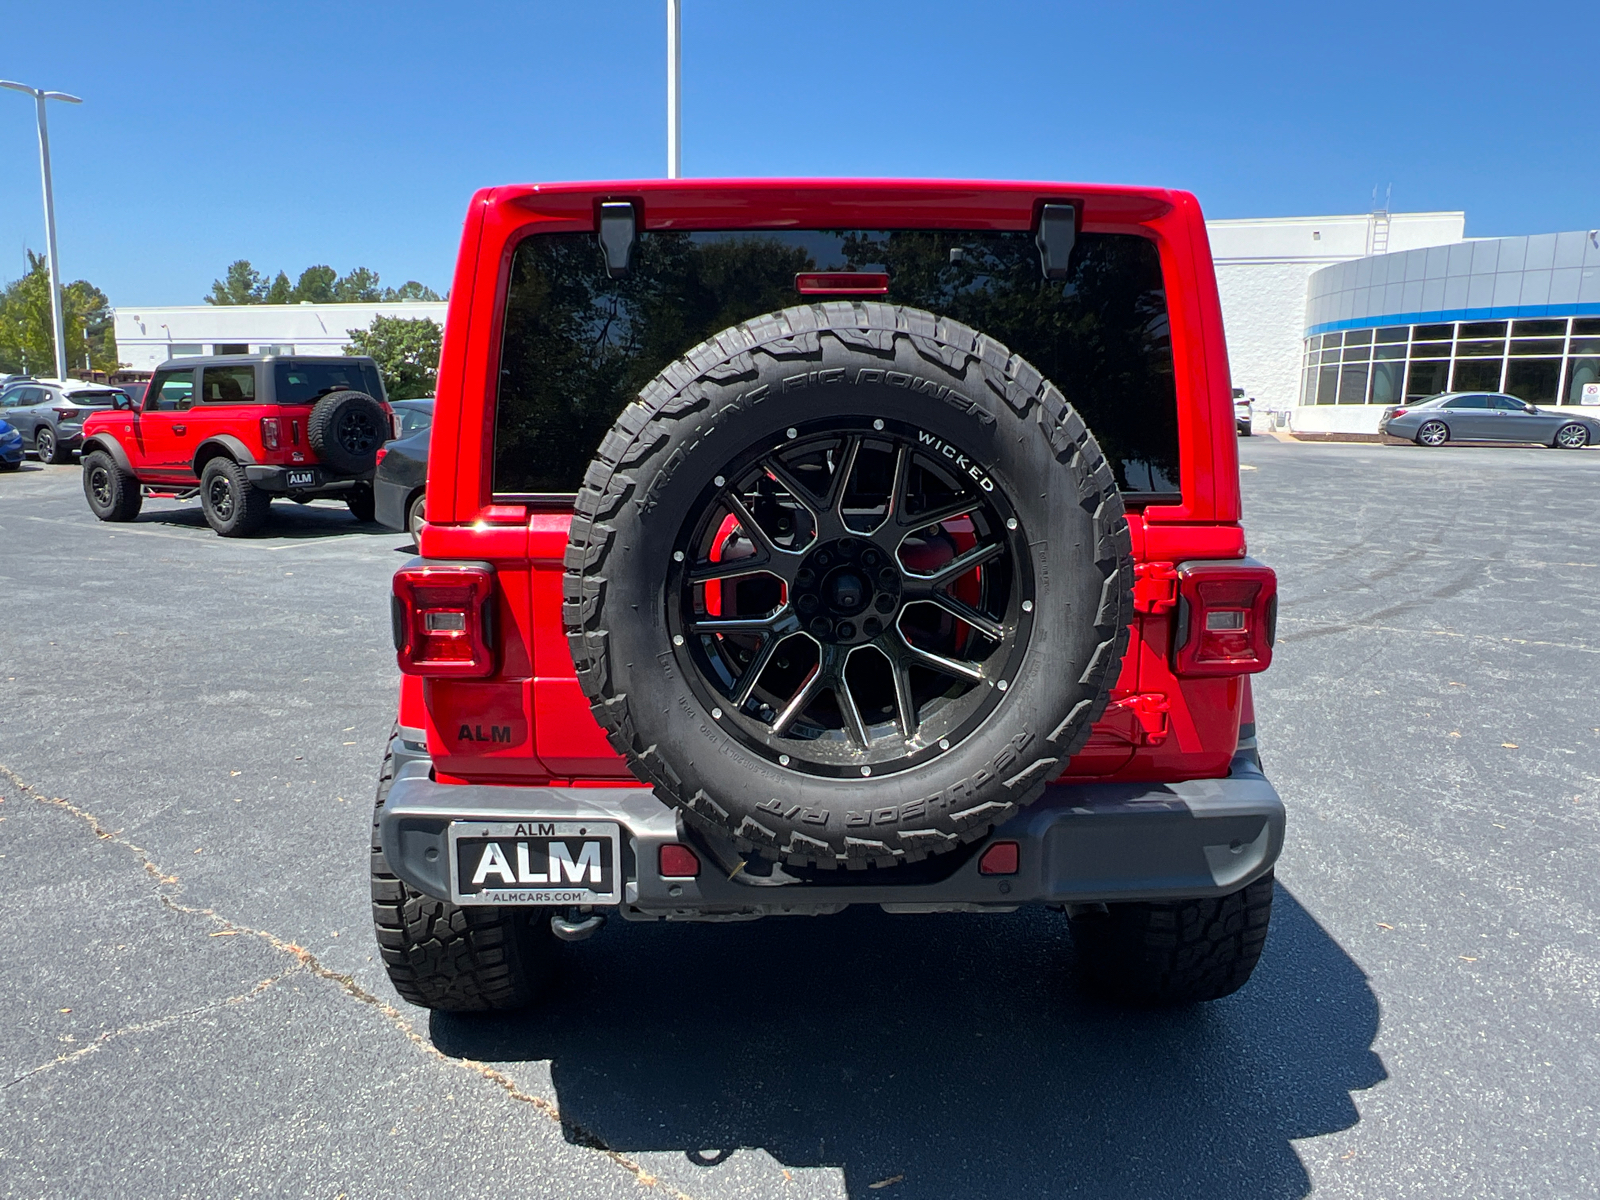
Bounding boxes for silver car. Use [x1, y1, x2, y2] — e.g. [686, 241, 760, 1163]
[1380, 392, 1600, 449]
[0, 378, 132, 463]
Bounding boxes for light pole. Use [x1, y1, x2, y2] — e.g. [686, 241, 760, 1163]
[0, 80, 82, 381]
[666, 0, 681, 178]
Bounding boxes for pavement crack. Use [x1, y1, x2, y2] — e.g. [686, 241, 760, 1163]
[5, 968, 303, 1090]
[0, 762, 694, 1200]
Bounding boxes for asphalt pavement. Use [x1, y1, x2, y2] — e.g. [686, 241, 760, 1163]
[1, 437, 1596, 1199]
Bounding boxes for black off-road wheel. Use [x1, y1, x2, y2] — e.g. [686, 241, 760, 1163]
[566, 303, 1133, 870]
[370, 747, 555, 1011]
[199, 457, 271, 536]
[81, 450, 143, 521]
[1068, 873, 1275, 1006]
[345, 484, 376, 522]
[307, 390, 387, 475]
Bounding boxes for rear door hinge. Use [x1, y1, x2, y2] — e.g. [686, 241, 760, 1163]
[1110, 692, 1170, 744]
[1132, 561, 1179, 614]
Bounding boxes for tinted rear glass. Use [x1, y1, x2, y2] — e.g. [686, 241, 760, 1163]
[494, 228, 1178, 499]
[274, 361, 384, 404]
[66, 390, 123, 405]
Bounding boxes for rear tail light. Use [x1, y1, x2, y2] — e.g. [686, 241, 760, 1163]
[260, 417, 280, 450]
[978, 841, 1019, 875]
[1388, 407, 1408, 418]
[53, 407, 82, 421]
[375, 446, 388, 466]
[658, 843, 701, 878]
[391, 563, 497, 677]
[1172, 559, 1277, 676]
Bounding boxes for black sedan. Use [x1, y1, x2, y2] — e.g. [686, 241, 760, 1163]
[374, 398, 434, 540]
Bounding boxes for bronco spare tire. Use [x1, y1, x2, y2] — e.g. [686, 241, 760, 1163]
[565, 304, 1132, 869]
[307, 389, 388, 474]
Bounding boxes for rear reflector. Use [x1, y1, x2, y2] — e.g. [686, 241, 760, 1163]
[375, 446, 388, 466]
[1172, 558, 1277, 677]
[795, 271, 890, 295]
[392, 563, 496, 677]
[978, 841, 1019, 875]
[659, 843, 701, 878]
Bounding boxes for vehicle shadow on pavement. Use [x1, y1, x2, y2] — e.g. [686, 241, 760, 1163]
[128, 502, 400, 541]
[431, 883, 1383, 1199]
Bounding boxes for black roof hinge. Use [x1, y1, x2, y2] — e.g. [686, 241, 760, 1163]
[598, 201, 637, 278]
[1035, 203, 1077, 280]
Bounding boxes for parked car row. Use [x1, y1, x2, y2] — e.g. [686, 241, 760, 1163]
[0, 377, 136, 463]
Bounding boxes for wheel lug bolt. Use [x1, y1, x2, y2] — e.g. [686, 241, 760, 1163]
[809, 616, 832, 636]
[861, 549, 879, 567]
[838, 538, 857, 556]
[878, 569, 898, 588]
[796, 569, 815, 587]
[816, 552, 831, 567]
[874, 594, 896, 613]
[863, 617, 881, 637]
[837, 621, 856, 640]
[798, 594, 819, 613]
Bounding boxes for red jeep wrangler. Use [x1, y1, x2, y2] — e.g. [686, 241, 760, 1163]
[79, 354, 391, 536]
[374, 180, 1281, 1010]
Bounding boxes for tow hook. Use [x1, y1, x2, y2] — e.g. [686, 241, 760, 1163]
[550, 909, 606, 942]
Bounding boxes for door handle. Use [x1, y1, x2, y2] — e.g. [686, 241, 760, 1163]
[173, 424, 188, 435]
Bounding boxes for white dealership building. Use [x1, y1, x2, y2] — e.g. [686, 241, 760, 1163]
[111, 300, 448, 373]
[112, 211, 1600, 432]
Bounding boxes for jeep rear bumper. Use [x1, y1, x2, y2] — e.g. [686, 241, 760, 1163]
[378, 734, 1284, 920]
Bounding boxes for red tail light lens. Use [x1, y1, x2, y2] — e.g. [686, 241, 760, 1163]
[259, 417, 280, 450]
[795, 271, 890, 295]
[1172, 559, 1277, 676]
[658, 843, 701, 878]
[1388, 407, 1408, 418]
[392, 563, 496, 677]
[375, 446, 388, 466]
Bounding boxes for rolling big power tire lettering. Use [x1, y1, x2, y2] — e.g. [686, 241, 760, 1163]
[565, 303, 1133, 869]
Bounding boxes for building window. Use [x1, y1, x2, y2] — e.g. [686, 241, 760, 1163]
[214, 343, 249, 355]
[167, 344, 204, 358]
[1504, 359, 1562, 405]
[256, 344, 294, 356]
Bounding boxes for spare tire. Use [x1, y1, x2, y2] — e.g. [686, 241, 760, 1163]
[307, 390, 387, 474]
[565, 304, 1132, 869]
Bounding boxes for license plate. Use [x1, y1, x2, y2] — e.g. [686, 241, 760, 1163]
[286, 469, 316, 488]
[447, 820, 621, 906]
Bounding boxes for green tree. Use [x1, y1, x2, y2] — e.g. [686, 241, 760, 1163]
[333, 267, 383, 302]
[0, 251, 119, 376]
[265, 271, 293, 304]
[382, 280, 442, 302]
[206, 260, 267, 305]
[290, 265, 337, 304]
[344, 315, 441, 400]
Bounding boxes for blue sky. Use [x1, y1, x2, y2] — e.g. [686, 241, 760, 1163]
[1, 1, 1594, 307]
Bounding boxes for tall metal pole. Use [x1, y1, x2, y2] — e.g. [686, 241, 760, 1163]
[1, 81, 83, 381]
[666, 0, 681, 178]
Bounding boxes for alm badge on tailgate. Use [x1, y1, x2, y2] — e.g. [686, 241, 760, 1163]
[447, 820, 621, 906]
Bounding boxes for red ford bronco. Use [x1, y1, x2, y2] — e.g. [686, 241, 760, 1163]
[79, 354, 392, 536]
[373, 180, 1281, 1011]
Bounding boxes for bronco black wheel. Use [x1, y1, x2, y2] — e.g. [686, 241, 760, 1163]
[81, 450, 142, 522]
[200, 457, 271, 536]
[566, 303, 1133, 869]
[668, 420, 1032, 779]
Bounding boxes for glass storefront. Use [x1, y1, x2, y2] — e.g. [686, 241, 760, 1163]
[1301, 316, 1600, 406]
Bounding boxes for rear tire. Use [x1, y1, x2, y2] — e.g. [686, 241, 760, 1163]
[370, 745, 555, 1011]
[1415, 420, 1449, 447]
[407, 491, 426, 545]
[1068, 873, 1274, 1005]
[35, 425, 67, 464]
[82, 450, 143, 522]
[1554, 423, 1590, 449]
[199, 457, 271, 536]
[346, 484, 376, 522]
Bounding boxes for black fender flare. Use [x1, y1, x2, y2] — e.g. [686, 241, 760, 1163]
[81, 433, 135, 474]
[192, 435, 256, 476]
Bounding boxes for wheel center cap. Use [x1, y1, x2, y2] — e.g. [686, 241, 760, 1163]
[792, 538, 903, 644]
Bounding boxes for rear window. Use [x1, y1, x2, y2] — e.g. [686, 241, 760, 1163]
[493, 228, 1179, 501]
[274, 361, 384, 405]
[67, 390, 123, 406]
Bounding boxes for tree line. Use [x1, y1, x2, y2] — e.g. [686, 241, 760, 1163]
[208, 261, 441, 305]
[0, 251, 117, 376]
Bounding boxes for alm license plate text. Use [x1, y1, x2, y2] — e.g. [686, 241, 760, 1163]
[447, 820, 621, 906]
[286, 469, 316, 488]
